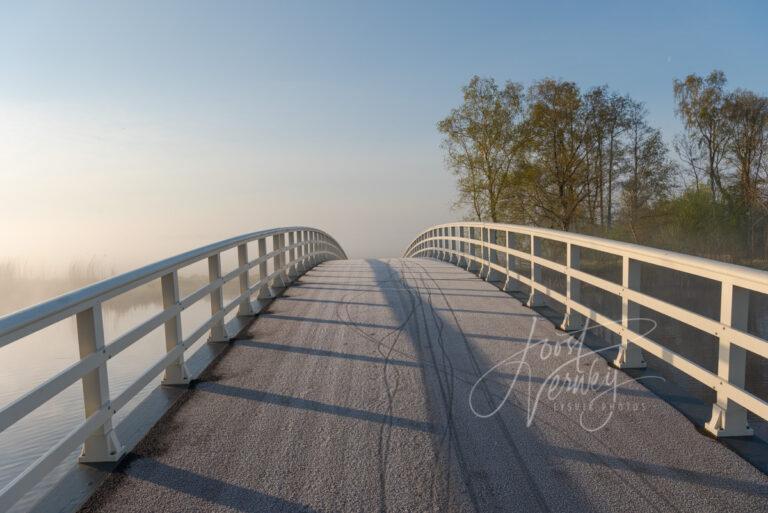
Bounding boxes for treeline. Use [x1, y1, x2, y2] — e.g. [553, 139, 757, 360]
[439, 71, 768, 266]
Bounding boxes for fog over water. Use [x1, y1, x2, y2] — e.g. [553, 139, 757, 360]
[2, 2, 768, 509]
[0, 258, 234, 511]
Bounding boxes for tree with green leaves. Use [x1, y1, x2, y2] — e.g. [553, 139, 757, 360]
[673, 70, 731, 199]
[724, 89, 768, 256]
[437, 76, 524, 222]
[619, 101, 675, 242]
[522, 78, 592, 231]
[438, 71, 768, 267]
[583, 86, 632, 229]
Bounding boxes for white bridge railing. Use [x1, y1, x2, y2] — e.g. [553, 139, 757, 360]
[405, 222, 768, 438]
[0, 227, 345, 510]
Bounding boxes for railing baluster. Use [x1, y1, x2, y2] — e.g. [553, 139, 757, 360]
[526, 235, 544, 307]
[468, 228, 480, 272]
[77, 305, 123, 462]
[312, 231, 318, 264]
[288, 232, 297, 279]
[271, 234, 283, 291]
[614, 257, 645, 368]
[307, 230, 314, 265]
[257, 238, 271, 302]
[161, 271, 190, 385]
[280, 232, 289, 281]
[560, 244, 584, 331]
[207, 253, 228, 342]
[451, 226, 458, 263]
[296, 231, 305, 273]
[480, 228, 490, 279]
[237, 243, 255, 316]
[486, 230, 504, 285]
[705, 283, 753, 436]
[503, 231, 519, 293]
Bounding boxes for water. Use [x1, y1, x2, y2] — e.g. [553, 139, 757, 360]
[0, 266, 248, 512]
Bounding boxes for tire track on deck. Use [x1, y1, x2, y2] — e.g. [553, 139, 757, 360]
[398, 259, 480, 512]
[332, 261, 417, 513]
[410, 259, 680, 513]
[398, 259, 459, 511]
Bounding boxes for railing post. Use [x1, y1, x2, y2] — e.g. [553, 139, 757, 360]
[295, 231, 303, 271]
[467, 228, 481, 272]
[705, 283, 753, 437]
[450, 227, 458, 264]
[270, 234, 286, 291]
[526, 235, 544, 307]
[257, 238, 272, 302]
[281, 232, 289, 277]
[237, 243, 255, 316]
[503, 231, 520, 293]
[613, 257, 646, 368]
[308, 230, 315, 265]
[287, 232, 297, 280]
[431, 230, 435, 259]
[161, 271, 191, 385]
[429, 232, 434, 259]
[207, 253, 228, 342]
[560, 244, 584, 331]
[479, 227, 490, 279]
[77, 305, 124, 462]
[458, 227, 467, 268]
[486, 229, 504, 285]
[306, 231, 314, 266]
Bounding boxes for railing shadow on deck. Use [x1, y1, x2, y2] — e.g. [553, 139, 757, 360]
[97, 456, 320, 513]
[0, 227, 346, 512]
[405, 222, 768, 473]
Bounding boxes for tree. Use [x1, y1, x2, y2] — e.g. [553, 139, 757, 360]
[438, 76, 524, 222]
[437, 71, 768, 268]
[724, 89, 768, 256]
[583, 87, 632, 229]
[583, 86, 609, 226]
[618, 101, 675, 242]
[673, 71, 731, 199]
[673, 133, 706, 190]
[522, 79, 592, 231]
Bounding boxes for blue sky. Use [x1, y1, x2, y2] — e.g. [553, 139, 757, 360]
[1, 1, 766, 267]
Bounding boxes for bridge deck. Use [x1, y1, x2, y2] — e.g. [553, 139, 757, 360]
[79, 259, 767, 513]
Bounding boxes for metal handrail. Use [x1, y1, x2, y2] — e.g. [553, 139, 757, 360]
[0, 227, 346, 510]
[404, 222, 768, 438]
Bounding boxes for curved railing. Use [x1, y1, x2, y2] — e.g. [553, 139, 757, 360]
[0, 227, 345, 510]
[405, 222, 768, 438]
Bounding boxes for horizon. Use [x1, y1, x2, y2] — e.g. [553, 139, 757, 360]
[2, 1, 767, 272]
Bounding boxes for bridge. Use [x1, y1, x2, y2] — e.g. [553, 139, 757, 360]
[1, 224, 767, 512]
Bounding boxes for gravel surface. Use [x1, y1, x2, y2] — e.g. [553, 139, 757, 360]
[79, 259, 768, 512]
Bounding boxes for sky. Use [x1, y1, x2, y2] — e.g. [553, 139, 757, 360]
[1, 0, 766, 272]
